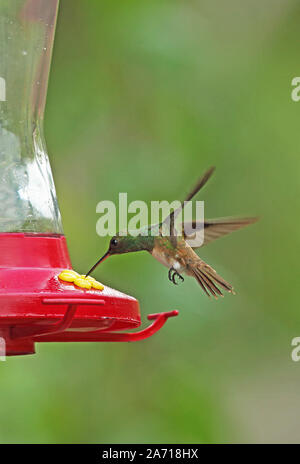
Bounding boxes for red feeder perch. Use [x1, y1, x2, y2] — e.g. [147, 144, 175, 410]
[0, 0, 178, 356]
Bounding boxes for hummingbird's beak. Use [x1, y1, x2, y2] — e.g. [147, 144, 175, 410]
[85, 251, 110, 277]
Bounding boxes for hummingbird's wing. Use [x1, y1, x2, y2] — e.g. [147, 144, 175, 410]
[165, 166, 216, 246]
[183, 217, 258, 248]
[181, 166, 216, 203]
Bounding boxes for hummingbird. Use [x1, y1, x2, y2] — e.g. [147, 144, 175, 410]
[86, 167, 257, 298]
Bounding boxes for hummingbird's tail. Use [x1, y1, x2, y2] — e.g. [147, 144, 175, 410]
[192, 262, 234, 299]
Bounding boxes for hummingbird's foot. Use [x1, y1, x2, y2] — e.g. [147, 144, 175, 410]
[168, 267, 184, 285]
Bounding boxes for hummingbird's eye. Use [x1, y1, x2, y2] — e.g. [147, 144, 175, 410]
[111, 238, 118, 247]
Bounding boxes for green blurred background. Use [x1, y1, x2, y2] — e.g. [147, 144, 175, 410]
[1, 0, 300, 443]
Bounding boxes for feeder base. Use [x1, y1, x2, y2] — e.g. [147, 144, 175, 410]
[0, 329, 35, 356]
[0, 233, 178, 356]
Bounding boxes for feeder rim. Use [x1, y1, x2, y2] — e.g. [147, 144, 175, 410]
[10, 296, 179, 343]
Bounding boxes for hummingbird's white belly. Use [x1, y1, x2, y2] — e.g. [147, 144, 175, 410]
[151, 248, 184, 272]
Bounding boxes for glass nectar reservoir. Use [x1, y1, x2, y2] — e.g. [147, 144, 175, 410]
[0, 0, 61, 233]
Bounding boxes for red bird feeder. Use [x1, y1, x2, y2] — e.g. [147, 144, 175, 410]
[0, 0, 178, 356]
